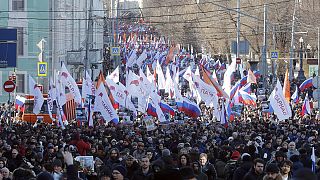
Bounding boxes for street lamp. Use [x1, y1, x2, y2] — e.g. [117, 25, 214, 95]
[297, 37, 306, 83]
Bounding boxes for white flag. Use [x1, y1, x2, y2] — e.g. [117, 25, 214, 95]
[106, 77, 136, 112]
[47, 78, 56, 119]
[222, 59, 236, 95]
[165, 66, 174, 98]
[136, 50, 148, 67]
[28, 76, 44, 115]
[126, 49, 137, 67]
[107, 66, 119, 83]
[146, 66, 155, 84]
[94, 84, 119, 123]
[192, 74, 218, 107]
[156, 60, 166, 90]
[55, 73, 67, 106]
[268, 80, 292, 121]
[60, 63, 82, 104]
[82, 71, 95, 127]
[183, 66, 198, 99]
[82, 71, 95, 98]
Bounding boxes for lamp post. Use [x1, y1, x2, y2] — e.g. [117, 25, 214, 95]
[297, 37, 306, 83]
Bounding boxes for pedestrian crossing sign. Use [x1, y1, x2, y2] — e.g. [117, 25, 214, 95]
[37, 62, 47, 77]
[111, 46, 120, 56]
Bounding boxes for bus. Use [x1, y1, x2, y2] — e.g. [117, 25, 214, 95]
[18, 93, 76, 124]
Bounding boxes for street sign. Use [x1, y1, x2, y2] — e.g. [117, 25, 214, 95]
[236, 58, 241, 64]
[111, 46, 120, 56]
[37, 62, 47, 77]
[270, 51, 279, 60]
[3, 80, 15, 92]
[0, 29, 17, 68]
[312, 76, 320, 88]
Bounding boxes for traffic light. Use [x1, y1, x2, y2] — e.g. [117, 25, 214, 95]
[12, 75, 16, 84]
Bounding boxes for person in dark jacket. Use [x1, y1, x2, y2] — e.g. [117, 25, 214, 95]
[105, 148, 121, 169]
[199, 153, 217, 180]
[154, 155, 182, 180]
[191, 161, 208, 180]
[232, 153, 253, 180]
[122, 155, 139, 179]
[7, 149, 23, 172]
[243, 158, 265, 180]
[131, 156, 154, 180]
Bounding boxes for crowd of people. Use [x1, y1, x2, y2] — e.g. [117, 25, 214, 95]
[0, 103, 319, 180]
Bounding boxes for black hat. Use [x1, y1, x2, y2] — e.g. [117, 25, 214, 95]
[265, 163, 280, 173]
[37, 171, 53, 180]
[275, 151, 286, 158]
[112, 165, 127, 177]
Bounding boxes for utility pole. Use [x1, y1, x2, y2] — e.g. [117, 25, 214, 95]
[272, 25, 276, 85]
[262, 4, 268, 87]
[84, 0, 93, 79]
[236, 0, 240, 69]
[289, 0, 297, 81]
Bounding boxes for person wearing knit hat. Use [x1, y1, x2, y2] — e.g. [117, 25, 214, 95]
[112, 165, 127, 180]
[231, 150, 241, 160]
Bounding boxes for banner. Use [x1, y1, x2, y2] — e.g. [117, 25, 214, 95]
[268, 80, 292, 121]
[144, 116, 156, 131]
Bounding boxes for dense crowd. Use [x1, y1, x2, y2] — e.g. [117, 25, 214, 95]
[0, 107, 319, 180]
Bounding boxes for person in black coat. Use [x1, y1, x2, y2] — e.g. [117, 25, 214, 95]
[199, 153, 217, 180]
[243, 158, 265, 180]
[232, 153, 253, 180]
[131, 156, 154, 180]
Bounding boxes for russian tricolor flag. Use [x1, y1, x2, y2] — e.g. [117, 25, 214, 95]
[240, 83, 251, 94]
[253, 70, 261, 79]
[239, 76, 247, 87]
[299, 77, 313, 92]
[301, 94, 311, 116]
[147, 103, 158, 117]
[182, 98, 201, 119]
[230, 82, 240, 100]
[160, 101, 175, 116]
[15, 95, 26, 111]
[291, 85, 299, 104]
[239, 90, 257, 106]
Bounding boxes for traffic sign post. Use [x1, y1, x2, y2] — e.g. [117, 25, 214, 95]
[3, 80, 15, 93]
[111, 46, 120, 56]
[236, 58, 241, 64]
[270, 50, 279, 60]
[3, 80, 15, 128]
[37, 62, 48, 77]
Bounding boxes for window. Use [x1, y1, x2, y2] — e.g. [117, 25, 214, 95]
[16, 74, 25, 93]
[12, 0, 24, 11]
[17, 27, 23, 56]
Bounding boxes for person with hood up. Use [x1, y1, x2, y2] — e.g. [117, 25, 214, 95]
[69, 132, 91, 156]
